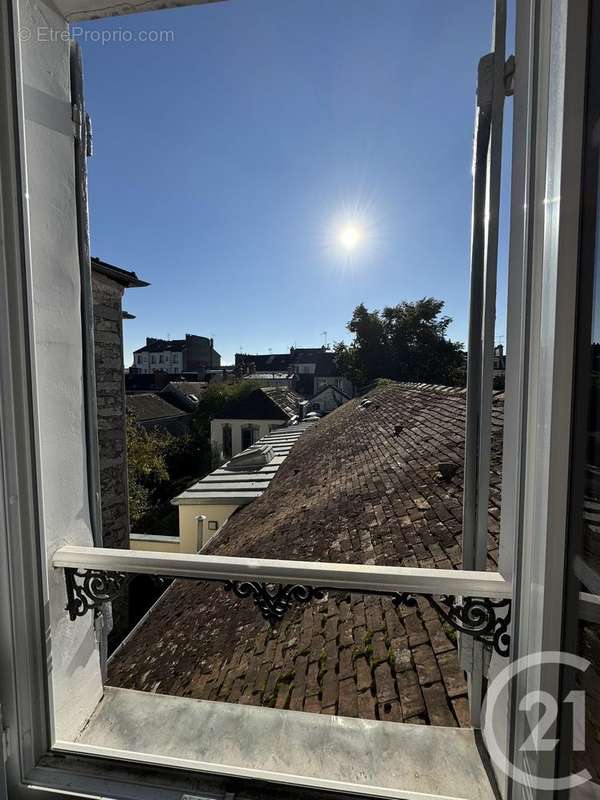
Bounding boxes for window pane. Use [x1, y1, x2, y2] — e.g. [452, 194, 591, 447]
[567, 14, 600, 783]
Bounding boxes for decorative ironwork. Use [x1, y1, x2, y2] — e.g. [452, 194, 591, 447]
[64, 568, 132, 621]
[62, 568, 511, 656]
[393, 592, 511, 657]
[223, 581, 328, 625]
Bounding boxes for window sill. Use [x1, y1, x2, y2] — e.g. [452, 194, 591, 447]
[57, 686, 498, 800]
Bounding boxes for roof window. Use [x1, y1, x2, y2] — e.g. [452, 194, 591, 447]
[225, 444, 274, 471]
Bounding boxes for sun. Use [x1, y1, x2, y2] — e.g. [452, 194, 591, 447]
[339, 224, 362, 252]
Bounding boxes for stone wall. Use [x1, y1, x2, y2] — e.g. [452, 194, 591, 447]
[92, 270, 130, 647]
[92, 270, 130, 551]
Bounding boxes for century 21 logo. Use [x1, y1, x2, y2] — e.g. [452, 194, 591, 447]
[483, 651, 591, 791]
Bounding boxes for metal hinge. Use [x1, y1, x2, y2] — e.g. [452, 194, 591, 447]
[0, 706, 9, 763]
[86, 112, 93, 157]
[72, 102, 82, 138]
[72, 105, 93, 157]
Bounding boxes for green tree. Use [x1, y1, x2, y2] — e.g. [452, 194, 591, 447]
[191, 380, 263, 442]
[126, 414, 172, 526]
[335, 298, 465, 387]
[127, 381, 267, 534]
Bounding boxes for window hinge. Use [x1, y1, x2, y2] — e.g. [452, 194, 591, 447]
[0, 707, 9, 763]
[72, 106, 93, 157]
[72, 102, 82, 138]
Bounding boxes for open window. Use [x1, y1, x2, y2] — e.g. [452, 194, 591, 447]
[1, 0, 596, 798]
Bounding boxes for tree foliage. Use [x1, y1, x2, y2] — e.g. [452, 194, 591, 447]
[192, 380, 263, 434]
[127, 381, 267, 532]
[126, 415, 172, 526]
[335, 298, 465, 387]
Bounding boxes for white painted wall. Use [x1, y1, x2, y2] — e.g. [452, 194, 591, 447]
[19, 0, 103, 741]
[314, 376, 353, 397]
[310, 386, 349, 414]
[211, 418, 286, 457]
[134, 349, 183, 374]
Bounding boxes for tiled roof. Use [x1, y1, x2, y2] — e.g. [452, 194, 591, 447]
[108, 383, 503, 728]
[262, 387, 302, 417]
[134, 339, 186, 354]
[160, 381, 208, 411]
[126, 393, 188, 422]
[214, 387, 300, 421]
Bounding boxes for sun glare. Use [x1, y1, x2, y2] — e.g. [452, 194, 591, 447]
[339, 224, 362, 251]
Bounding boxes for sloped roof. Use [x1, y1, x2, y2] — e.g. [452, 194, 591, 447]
[236, 353, 291, 372]
[126, 393, 188, 422]
[310, 384, 351, 402]
[262, 387, 302, 417]
[134, 339, 186, 354]
[164, 381, 207, 397]
[160, 381, 208, 411]
[291, 347, 341, 377]
[173, 421, 318, 506]
[108, 383, 503, 728]
[91, 256, 149, 288]
[215, 388, 300, 421]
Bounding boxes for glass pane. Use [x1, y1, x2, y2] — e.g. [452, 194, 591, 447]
[567, 11, 600, 785]
[71, 0, 509, 741]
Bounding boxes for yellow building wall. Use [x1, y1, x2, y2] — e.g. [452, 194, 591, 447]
[178, 502, 240, 549]
[129, 535, 181, 553]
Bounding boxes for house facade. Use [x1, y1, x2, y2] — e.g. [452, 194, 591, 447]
[309, 383, 351, 414]
[236, 346, 354, 398]
[158, 422, 316, 553]
[132, 334, 221, 374]
[210, 387, 301, 458]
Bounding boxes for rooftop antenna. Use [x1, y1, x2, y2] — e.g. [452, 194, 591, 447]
[321, 331, 327, 348]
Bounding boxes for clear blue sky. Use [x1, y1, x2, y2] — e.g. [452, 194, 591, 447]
[80, 0, 512, 367]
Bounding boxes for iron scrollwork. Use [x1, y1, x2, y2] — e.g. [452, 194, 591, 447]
[393, 592, 511, 657]
[62, 568, 511, 656]
[64, 568, 131, 621]
[223, 581, 328, 625]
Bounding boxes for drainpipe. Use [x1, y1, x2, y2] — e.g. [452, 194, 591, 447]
[195, 514, 207, 551]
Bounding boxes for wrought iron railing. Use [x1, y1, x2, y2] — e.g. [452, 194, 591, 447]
[53, 546, 513, 657]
